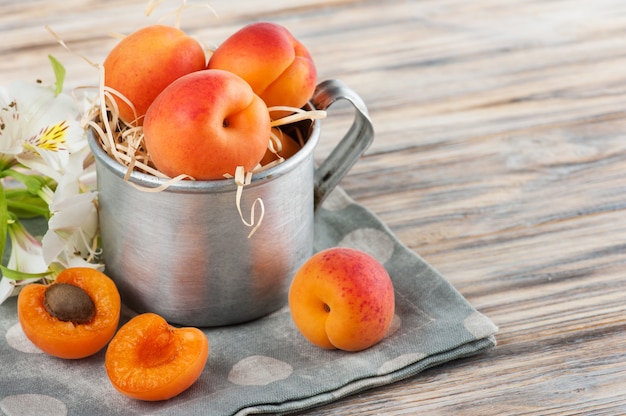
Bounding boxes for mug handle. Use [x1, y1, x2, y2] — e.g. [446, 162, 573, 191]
[310, 79, 374, 209]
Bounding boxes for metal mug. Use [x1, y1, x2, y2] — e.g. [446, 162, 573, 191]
[88, 79, 374, 327]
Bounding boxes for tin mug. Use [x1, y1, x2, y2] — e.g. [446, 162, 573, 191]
[88, 79, 374, 327]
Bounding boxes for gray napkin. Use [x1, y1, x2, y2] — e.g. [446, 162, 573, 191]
[0, 187, 497, 416]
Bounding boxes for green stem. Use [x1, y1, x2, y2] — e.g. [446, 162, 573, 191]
[6, 200, 50, 218]
[0, 181, 7, 264]
[3, 188, 50, 219]
[0, 265, 51, 280]
[0, 169, 51, 195]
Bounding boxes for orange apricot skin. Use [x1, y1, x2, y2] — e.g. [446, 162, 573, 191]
[260, 129, 301, 166]
[208, 22, 317, 116]
[105, 313, 209, 401]
[143, 69, 271, 180]
[288, 247, 395, 352]
[17, 267, 121, 359]
[103, 24, 206, 125]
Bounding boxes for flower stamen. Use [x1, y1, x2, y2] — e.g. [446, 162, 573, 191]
[26, 121, 69, 153]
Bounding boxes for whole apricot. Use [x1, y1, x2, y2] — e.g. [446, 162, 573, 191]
[105, 313, 209, 401]
[143, 69, 271, 180]
[260, 129, 301, 166]
[103, 24, 206, 125]
[17, 267, 121, 359]
[288, 247, 395, 352]
[208, 22, 317, 118]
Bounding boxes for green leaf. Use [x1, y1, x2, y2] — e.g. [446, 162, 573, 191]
[0, 265, 51, 280]
[0, 182, 7, 265]
[0, 169, 49, 195]
[6, 198, 50, 219]
[48, 54, 66, 96]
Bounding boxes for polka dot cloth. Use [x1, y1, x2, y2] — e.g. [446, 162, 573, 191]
[0, 187, 497, 416]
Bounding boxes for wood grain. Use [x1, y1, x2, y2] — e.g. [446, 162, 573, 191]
[2, 0, 626, 414]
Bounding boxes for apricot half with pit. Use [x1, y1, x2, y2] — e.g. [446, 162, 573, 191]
[17, 267, 121, 359]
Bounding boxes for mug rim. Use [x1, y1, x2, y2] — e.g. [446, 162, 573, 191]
[87, 115, 321, 193]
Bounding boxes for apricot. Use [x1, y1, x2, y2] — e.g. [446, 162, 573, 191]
[143, 69, 271, 179]
[17, 267, 121, 359]
[288, 247, 395, 352]
[105, 313, 209, 401]
[208, 22, 317, 118]
[103, 24, 206, 125]
[260, 129, 301, 166]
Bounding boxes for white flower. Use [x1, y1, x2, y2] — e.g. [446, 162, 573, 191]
[41, 190, 99, 268]
[0, 221, 49, 304]
[7, 220, 48, 273]
[0, 68, 103, 305]
[0, 80, 85, 181]
[0, 277, 17, 304]
[41, 167, 100, 270]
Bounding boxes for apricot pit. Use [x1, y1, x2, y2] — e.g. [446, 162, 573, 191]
[44, 283, 96, 325]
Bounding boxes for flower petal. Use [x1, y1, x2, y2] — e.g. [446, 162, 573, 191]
[7, 223, 48, 275]
[0, 277, 17, 305]
[1, 80, 85, 178]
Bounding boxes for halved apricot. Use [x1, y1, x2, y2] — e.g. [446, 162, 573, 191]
[105, 313, 209, 401]
[17, 267, 121, 359]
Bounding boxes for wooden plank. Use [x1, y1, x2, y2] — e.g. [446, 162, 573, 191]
[1, 0, 626, 414]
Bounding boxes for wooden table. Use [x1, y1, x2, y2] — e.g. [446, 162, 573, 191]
[2, 0, 625, 414]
